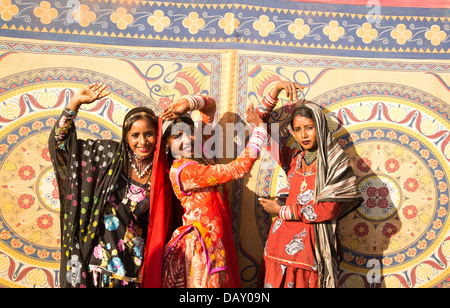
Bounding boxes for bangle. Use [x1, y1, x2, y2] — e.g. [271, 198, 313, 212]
[279, 205, 292, 220]
[186, 95, 206, 111]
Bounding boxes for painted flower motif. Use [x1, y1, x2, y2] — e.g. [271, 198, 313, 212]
[34, 1, 58, 25]
[41, 147, 51, 161]
[425, 25, 446, 46]
[354, 222, 368, 237]
[323, 20, 345, 42]
[110, 7, 134, 30]
[72, 4, 96, 27]
[403, 205, 418, 220]
[147, 10, 170, 33]
[18, 194, 34, 209]
[404, 178, 419, 192]
[159, 96, 172, 109]
[385, 158, 400, 173]
[37, 214, 53, 229]
[382, 223, 398, 238]
[390, 24, 412, 45]
[27, 269, 46, 287]
[357, 158, 372, 172]
[0, 0, 19, 21]
[104, 214, 120, 231]
[18, 165, 35, 180]
[182, 11, 205, 34]
[0, 102, 19, 119]
[288, 18, 310, 40]
[218, 12, 240, 35]
[356, 22, 378, 44]
[420, 119, 438, 136]
[388, 105, 407, 122]
[253, 15, 275, 37]
[366, 186, 389, 208]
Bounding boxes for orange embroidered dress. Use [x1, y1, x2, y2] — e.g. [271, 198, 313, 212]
[162, 96, 267, 288]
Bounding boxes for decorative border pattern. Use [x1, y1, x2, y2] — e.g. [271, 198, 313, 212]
[0, 0, 448, 59]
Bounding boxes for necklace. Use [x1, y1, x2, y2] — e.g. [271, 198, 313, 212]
[128, 151, 153, 178]
[295, 153, 317, 193]
[121, 164, 152, 206]
[303, 149, 318, 166]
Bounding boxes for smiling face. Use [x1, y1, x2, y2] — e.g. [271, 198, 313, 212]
[292, 115, 318, 152]
[166, 124, 195, 159]
[126, 118, 157, 158]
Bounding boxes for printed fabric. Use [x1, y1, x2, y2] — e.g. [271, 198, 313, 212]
[162, 96, 267, 288]
[49, 107, 173, 288]
[256, 93, 363, 288]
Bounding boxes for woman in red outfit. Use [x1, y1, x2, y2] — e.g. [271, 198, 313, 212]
[160, 95, 267, 288]
[258, 81, 363, 288]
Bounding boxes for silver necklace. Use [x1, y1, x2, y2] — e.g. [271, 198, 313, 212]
[303, 149, 317, 166]
[128, 151, 153, 178]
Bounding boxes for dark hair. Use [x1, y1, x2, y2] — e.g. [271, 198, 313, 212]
[289, 105, 314, 129]
[162, 116, 195, 142]
[122, 107, 157, 140]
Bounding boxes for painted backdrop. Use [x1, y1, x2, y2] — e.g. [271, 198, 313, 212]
[0, 0, 448, 288]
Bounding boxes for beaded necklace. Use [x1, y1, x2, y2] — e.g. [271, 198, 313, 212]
[128, 150, 153, 178]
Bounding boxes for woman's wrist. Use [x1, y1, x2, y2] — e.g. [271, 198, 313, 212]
[67, 97, 82, 113]
[186, 95, 206, 111]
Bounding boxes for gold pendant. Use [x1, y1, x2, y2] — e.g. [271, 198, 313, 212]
[300, 180, 307, 192]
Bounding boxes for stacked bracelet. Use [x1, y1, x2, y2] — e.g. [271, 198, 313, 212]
[247, 126, 267, 156]
[186, 95, 206, 111]
[279, 205, 293, 220]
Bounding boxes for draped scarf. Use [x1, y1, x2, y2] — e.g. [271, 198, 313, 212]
[211, 183, 241, 287]
[49, 107, 172, 288]
[301, 102, 363, 288]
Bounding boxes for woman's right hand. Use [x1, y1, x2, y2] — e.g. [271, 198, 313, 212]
[160, 98, 191, 121]
[67, 82, 110, 112]
[269, 81, 304, 103]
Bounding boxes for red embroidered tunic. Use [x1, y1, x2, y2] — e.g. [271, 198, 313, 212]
[257, 94, 343, 288]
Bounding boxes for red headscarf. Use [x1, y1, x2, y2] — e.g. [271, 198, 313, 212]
[141, 117, 174, 288]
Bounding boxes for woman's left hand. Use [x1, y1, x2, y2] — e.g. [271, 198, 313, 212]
[259, 197, 281, 215]
[245, 103, 264, 128]
[161, 98, 190, 121]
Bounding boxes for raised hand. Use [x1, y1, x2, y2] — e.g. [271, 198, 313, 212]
[245, 103, 264, 128]
[68, 82, 110, 112]
[269, 81, 304, 103]
[161, 98, 190, 121]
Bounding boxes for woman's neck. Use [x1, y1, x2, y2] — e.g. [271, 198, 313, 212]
[303, 148, 318, 166]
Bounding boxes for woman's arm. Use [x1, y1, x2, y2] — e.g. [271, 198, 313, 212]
[260, 198, 343, 223]
[161, 94, 215, 124]
[255, 81, 305, 122]
[175, 125, 267, 193]
[53, 82, 110, 150]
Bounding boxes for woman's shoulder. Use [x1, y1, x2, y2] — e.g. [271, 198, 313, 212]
[79, 138, 120, 150]
[171, 158, 200, 171]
